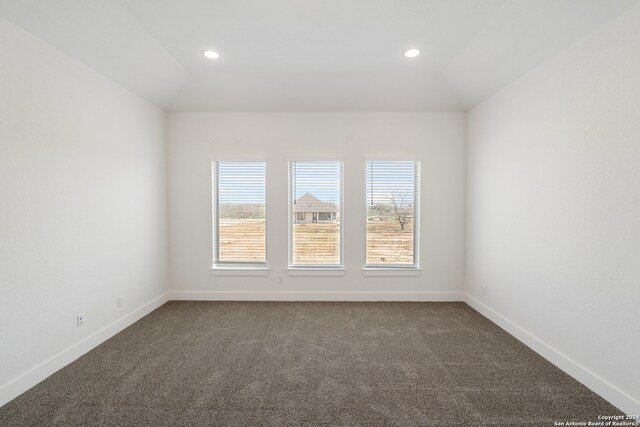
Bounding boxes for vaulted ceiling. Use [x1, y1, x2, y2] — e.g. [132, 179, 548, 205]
[0, 0, 637, 111]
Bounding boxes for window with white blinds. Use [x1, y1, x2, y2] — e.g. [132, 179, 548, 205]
[213, 161, 266, 264]
[365, 160, 419, 267]
[289, 161, 342, 267]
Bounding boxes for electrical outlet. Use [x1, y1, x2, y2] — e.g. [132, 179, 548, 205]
[278, 275, 285, 284]
[481, 285, 488, 296]
[117, 296, 123, 308]
[77, 314, 85, 327]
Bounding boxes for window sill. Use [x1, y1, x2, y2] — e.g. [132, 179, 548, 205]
[287, 268, 346, 277]
[210, 266, 270, 276]
[361, 268, 422, 277]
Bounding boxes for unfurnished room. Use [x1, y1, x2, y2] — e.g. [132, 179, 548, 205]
[0, 1, 639, 426]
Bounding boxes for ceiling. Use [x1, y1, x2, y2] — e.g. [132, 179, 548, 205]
[0, 0, 637, 111]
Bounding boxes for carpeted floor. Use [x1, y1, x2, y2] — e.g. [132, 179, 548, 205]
[0, 301, 622, 426]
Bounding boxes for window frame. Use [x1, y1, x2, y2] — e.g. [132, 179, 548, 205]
[211, 160, 268, 272]
[288, 159, 344, 270]
[363, 159, 420, 270]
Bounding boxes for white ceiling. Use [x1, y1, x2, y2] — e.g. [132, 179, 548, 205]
[0, 0, 637, 111]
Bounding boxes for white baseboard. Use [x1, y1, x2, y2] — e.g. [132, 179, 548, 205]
[169, 290, 465, 302]
[464, 294, 640, 416]
[0, 292, 169, 408]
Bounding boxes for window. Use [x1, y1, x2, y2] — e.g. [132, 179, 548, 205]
[213, 161, 266, 265]
[289, 161, 342, 267]
[365, 160, 419, 267]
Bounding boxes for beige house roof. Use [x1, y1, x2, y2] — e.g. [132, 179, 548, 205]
[293, 193, 337, 213]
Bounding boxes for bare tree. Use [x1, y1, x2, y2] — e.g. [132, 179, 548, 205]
[236, 204, 262, 220]
[237, 205, 252, 220]
[388, 192, 413, 231]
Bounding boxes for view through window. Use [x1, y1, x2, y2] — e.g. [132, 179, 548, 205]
[290, 161, 342, 266]
[365, 160, 418, 266]
[213, 161, 266, 264]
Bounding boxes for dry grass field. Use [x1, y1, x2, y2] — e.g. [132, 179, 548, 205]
[218, 219, 413, 264]
[218, 219, 266, 262]
[366, 220, 414, 265]
[292, 223, 341, 265]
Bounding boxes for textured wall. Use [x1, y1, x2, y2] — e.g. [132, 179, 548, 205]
[167, 112, 466, 298]
[0, 17, 168, 394]
[466, 5, 640, 414]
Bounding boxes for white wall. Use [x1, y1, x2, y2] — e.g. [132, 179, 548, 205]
[168, 112, 466, 299]
[466, 5, 640, 414]
[0, 17, 168, 403]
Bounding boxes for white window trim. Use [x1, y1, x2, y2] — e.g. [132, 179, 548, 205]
[288, 159, 345, 271]
[287, 268, 346, 277]
[211, 160, 268, 269]
[210, 265, 271, 276]
[363, 159, 421, 270]
[361, 267, 421, 277]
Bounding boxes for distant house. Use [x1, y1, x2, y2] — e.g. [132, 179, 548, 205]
[293, 193, 337, 223]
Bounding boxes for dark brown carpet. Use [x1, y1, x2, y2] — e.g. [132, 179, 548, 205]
[0, 301, 621, 426]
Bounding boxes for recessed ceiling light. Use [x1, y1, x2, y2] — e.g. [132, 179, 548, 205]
[203, 50, 220, 59]
[404, 48, 420, 58]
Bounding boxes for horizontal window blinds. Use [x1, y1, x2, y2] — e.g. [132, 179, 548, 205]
[289, 161, 342, 266]
[214, 161, 266, 264]
[365, 160, 418, 266]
